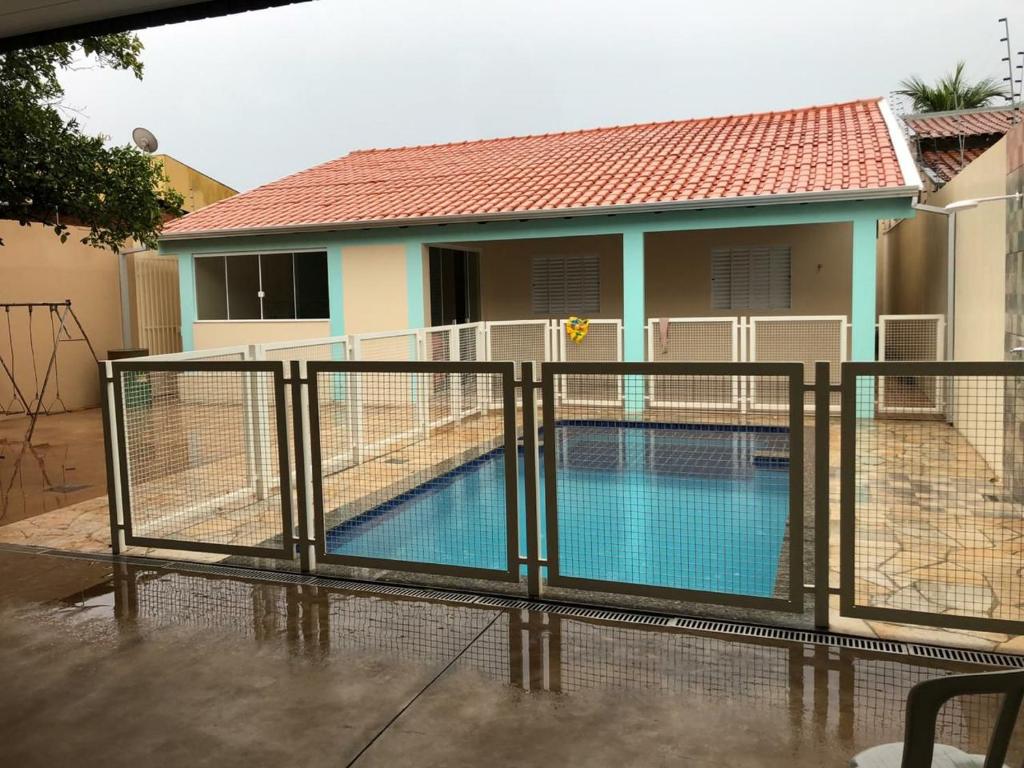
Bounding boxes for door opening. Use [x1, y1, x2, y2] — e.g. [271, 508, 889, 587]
[428, 247, 481, 325]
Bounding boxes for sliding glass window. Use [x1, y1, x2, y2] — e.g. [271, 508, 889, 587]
[194, 251, 329, 320]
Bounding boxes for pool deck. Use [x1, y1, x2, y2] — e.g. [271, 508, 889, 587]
[1, 546, 1022, 767]
[1, 408, 1022, 654]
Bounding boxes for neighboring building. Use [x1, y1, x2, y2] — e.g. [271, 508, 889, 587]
[878, 107, 1023, 483]
[902, 105, 1016, 186]
[159, 97, 920, 380]
[0, 155, 235, 412]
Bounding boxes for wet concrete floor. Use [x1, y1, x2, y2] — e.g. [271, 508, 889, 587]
[0, 546, 1020, 767]
[0, 409, 107, 526]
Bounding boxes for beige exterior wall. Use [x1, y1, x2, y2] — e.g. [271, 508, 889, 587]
[467, 225, 851, 322]
[878, 137, 1008, 472]
[646, 223, 852, 318]
[193, 320, 331, 349]
[0, 222, 124, 411]
[472, 235, 623, 320]
[342, 243, 409, 334]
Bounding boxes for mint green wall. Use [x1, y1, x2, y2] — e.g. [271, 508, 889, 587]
[177, 252, 196, 351]
[405, 241, 426, 328]
[160, 197, 914, 354]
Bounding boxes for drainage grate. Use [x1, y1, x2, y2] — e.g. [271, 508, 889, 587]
[306, 577, 482, 604]
[474, 595, 672, 626]
[164, 561, 311, 584]
[907, 644, 1024, 669]
[675, 618, 906, 654]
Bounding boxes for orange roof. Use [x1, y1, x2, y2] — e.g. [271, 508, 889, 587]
[919, 147, 988, 182]
[162, 98, 913, 238]
[904, 107, 1016, 139]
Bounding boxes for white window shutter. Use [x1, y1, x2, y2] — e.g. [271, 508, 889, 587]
[532, 254, 600, 314]
[709, 246, 791, 311]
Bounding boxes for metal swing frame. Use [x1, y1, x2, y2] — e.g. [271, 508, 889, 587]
[0, 300, 99, 442]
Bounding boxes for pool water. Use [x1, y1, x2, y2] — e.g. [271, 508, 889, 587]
[326, 422, 790, 597]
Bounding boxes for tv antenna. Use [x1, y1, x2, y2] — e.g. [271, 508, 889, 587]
[132, 126, 159, 153]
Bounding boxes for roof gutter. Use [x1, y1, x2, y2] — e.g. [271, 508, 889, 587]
[159, 184, 920, 242]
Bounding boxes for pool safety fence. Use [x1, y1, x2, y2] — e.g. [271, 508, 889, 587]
[100, 354, 1024, 635]
[840, 362, 1024, 636]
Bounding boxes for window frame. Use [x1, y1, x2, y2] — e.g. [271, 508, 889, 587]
[193, 250, 330, 321]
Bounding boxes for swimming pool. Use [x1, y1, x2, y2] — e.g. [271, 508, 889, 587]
[325, 422, 790, 597]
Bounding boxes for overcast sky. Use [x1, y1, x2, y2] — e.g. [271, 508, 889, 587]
[59, 0, 1022, 192]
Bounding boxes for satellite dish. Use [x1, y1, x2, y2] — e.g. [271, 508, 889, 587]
[132, 127, 159, 153]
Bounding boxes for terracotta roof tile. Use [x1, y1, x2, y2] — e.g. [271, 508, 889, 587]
[163, 98, 908, 236]
[919, 147, 988, 182]
[904, 108, 1016, 139]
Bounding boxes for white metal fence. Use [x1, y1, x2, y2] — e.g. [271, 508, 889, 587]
[877, 314, 946, 415]
[125, 314, 944, 418]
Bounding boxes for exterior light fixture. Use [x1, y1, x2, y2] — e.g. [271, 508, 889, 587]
[943, 192, 1022, 212]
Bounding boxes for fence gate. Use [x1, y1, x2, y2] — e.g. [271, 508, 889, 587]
[305, 360, 521, 584]
[126, 253, 182, 355]
[540, 361, 805, 614]
[104, 359, 294, 558]
[877, 314, 945, 415]
[840, 361, 1024, 635]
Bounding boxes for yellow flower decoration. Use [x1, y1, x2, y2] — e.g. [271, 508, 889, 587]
[566, 316, 590, 344]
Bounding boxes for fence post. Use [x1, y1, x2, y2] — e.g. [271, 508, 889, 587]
[290, 360, 315, 573]
[243, 343, 268, 500]
[814, 360, 831, 630]
[520, 361, 543, 599]
[99, 361, 125, 555]
[448, 328, 461, 419]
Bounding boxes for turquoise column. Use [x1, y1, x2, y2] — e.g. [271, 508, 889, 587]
[177, 252, 196, 351]
[850, 216, 877, 417]
[327, 244, 344, 338]
[405, 241, 426, 328]
[622, 228, 645, 414]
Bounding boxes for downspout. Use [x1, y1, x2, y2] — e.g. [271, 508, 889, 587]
[911, 202, 955, 423]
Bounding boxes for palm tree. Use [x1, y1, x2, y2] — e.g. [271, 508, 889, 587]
[896, 61, 1007, 112]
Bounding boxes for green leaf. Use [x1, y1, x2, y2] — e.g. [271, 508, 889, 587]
[0, 33, 179, 251]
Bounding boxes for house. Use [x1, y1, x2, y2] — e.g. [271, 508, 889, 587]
[0, 155, 235, 412]
[158, 98, 921, 394]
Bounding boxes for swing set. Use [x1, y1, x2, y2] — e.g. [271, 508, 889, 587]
[0, 301, 99, 442]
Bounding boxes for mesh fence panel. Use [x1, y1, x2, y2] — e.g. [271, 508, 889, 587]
[354, 332, 420, 362]
[878, 316, 945, 415]
[262, 339, 348, 365]
[314, 369, 513, 573]
[750, 317, 845, 409]
[848, 372, 1024, 625]
[559, 320, 621, 405]
[647, 319, 739, 409]
[118, 367, 287, 550]
[547, 372, 794, 601]
[486, 321, 549, 381]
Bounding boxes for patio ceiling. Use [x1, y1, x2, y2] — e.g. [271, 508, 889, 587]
[0, 0, 311, 52]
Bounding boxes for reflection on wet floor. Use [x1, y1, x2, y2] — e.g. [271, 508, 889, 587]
[0, 547, 1021, 768]
[0, 410, 107, 525]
